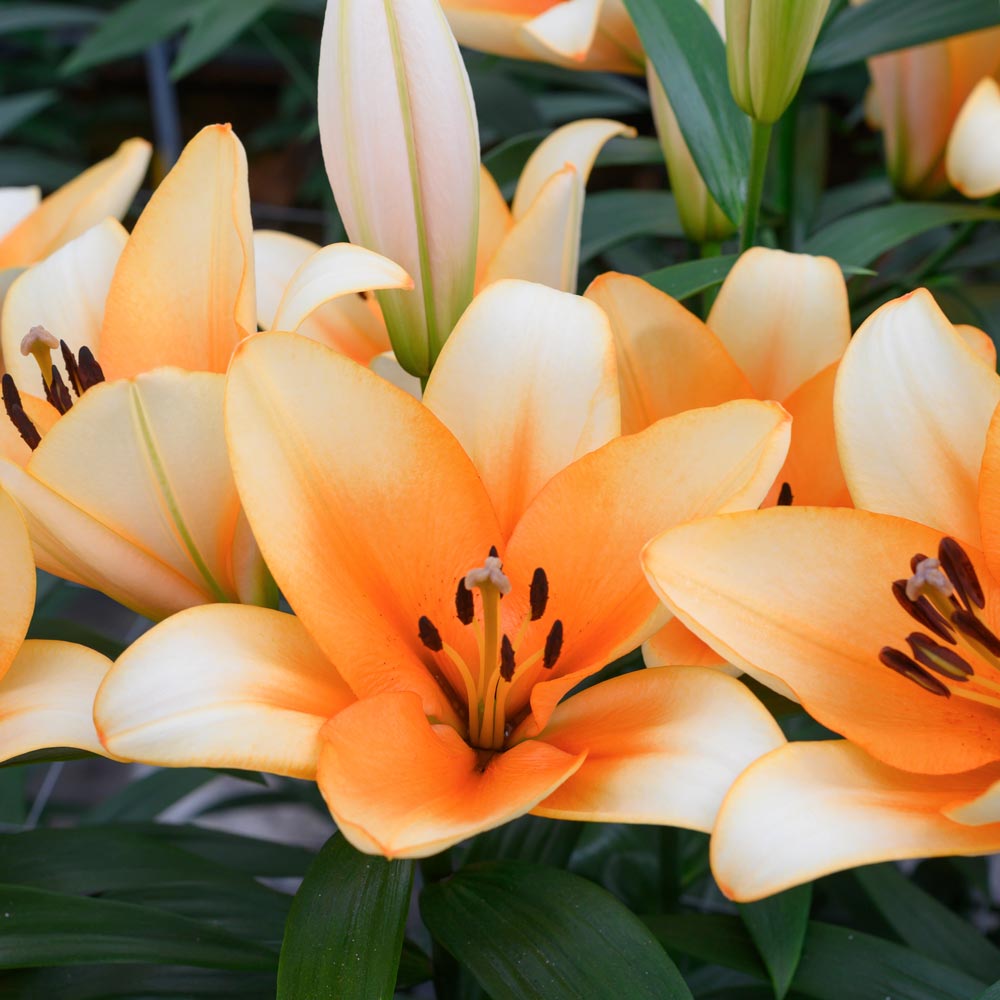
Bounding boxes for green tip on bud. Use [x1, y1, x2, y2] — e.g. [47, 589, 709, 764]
[724, 0, 831, 124]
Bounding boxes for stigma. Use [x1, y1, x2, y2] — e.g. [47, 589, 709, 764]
[417, 548, 562, 752]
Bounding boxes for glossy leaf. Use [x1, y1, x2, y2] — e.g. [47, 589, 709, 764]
[580, 191, 683, 263]
[0, 90, 56, 139]
[644, 254, 738, 301]
[978, 983, 1000, 1000]
[171, 0, 277, 79]
[0, 965, 276, 998]
[277, 833, 413, 1000]
[0, 4, 103, 33]
[421, 861, 694, 1000]
[811, 0, 1000, 71]
[623, 0, 748, 224]
[739, 885, 812, 1000]
[83, 769, 224, 823]
[462, 815, 583, 869]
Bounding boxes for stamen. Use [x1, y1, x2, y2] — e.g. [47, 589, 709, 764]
[879, 646, 950, 696]
[891, 580, 956, 643]
[905, 633, 973, 681]
[776, 482, 793, 506]
[529, 567, 549, 621]
[910, 553, 929, 573]
[20, 326, 58, 390]
[905, 557, 953, 603]
[76, 346, 105, 391]
[45, 366, 73, 415]
[939, 537, 985, 611]
[500, 635, 515, 682]
[418, 615, 443, 652]
[488, 545, 499, 558]
[1, 374, 40, 450]
[952, 609, 1000, 658]
[543, 620, 563, 670]
[60, 341, 83, 397]
[455, 579, 474, 625]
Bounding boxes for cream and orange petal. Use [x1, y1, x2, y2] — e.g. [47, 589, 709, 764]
[956, 324, 997, 369]
[0, 188, 40, 242]
[0, 392, 59, 466]
[100, 125, 254, 378]
[0, 139, 150, 269]
[643, 507, 1000, 775]
[507, 399, 790, 731]
[711, 741, 1000, 902]
[253, 230, 318, 328]
[225, 332, 501, 720]
[946, 78, 1000, 199]
[2, 219, 127, 392]
[317, 690, 584, 858]
[707, 248, 850, 401]
[519, 0, 603, 64]
[585, 272, 752, 435]
[475, 166, 513, 285]
[642, 617, 729, 671]
[836, 289, 1000, 547]
[0, 640, 112, 762]
[976, 403, 1000, 582]
[534, 666, 784, 830]
[424, 280, 619, 537]
[0, 486, 34, 677]
[96, 605, 355, 778]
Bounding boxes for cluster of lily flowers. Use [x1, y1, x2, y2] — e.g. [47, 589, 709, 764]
[2, 0, 1000, 906]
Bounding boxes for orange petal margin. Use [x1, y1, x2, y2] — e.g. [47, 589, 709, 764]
[0, 487, 34, 678]
[317, 690, 584, 858]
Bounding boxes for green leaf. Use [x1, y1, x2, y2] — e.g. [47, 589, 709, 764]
[739, 885, 811, 1000]
[171, 0, 278, 79]
[60, 0, 203, 76]
[0, 965, 276, 998]
[83, 768, 221, 823]
[277, 833, 413, 1000]
[644, 255, 739, 301]
[854, 865, 1000, 983]
[0, 884, 277, 970]
[811, 0, 1000, 71]
[0, 4, 103, 34]
[463, 814, 583, 869]
[421, 861, 694, 1000]
[26, 618, 128, 659]
[0, 91, 57, 140]
[802, 203, 1000, 270]
[623, 0, 748, 224]
[978, 982, 1000, 1000]
[580, 191, 683, 263]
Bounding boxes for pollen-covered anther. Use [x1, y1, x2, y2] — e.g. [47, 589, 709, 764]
[418, 615, 444, 652]
[1, 374, 40, 450]
[543, 620, 563, 670]
[939, 536, 985, 611]
[500, 635, 515, 682]
[905, 557, 955, 603]
[905, 632, 973, 681]
[529, 567, 549, 621]
[879, 646, 950, 697]
[454, 579, 474, 625]
[464, 555, 511, 595]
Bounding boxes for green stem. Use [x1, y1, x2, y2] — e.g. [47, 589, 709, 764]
[739, 120, 774, 253]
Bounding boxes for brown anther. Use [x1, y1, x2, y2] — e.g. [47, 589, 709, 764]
[45, 365, 73, 415]
[905, 633, 973, 681]
[488, 545, 499, 559]
[500, 634, 515, 682]
[939, 536, 985, 611]
[776, 482, 793, 506]
[77, 346, 105, 391]
[418, 615, 443, 652]
[1, 374, 41, 450]
[543, 620, 563, 670]
[454, 579, 474, 625]
[910, 553, 930, 574]
[891, 580, 956, 644]
[879, 646, 950, 697]
[60, 341, 83, 397]
[529, 567, 549, 621]
[952, 609, 1000, 657]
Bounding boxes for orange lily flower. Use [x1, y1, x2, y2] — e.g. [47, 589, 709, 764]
[95, 279, 789, 857]
[587, 247, 852, 668]
[642, 288, 1000, 899]
[0, 125, 410, 620]
[854, 6, 1000, 197]
[0, 485, 111, 761]
[947, 77, 1000, 199]
[441, 1, 643, 74]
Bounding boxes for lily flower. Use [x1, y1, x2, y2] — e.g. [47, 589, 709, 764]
[95, 279, 790, 857]
[0, 485, 111, 762]
[946, 77, 1000, 199]
[441, 0, 643, 74]
[0, 125, 410, 620]
[587, 248, 852, 668]
[642, 288, 1000, 899]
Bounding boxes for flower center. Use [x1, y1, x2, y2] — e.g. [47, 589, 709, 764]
[2, 325, 105, 448]
[881, 536, 1000, 708]
[417, 548, 563, 752]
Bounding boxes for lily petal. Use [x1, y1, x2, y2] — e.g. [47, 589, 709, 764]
[252, 230, 317, 328]
[947, 77, 1000, 199]
[0, 486, 33, 677]
[643, 507, 1000, 774]
[0, 392, 59, 466]
[512, 118, 633, 220]
[585, 272, 752, 435]
[424, 280, 619, 537]
[96, 605, 355, 778]
[225, 332, 502, 721]
[0, 640, 112, 761]
[2, 219, 127, 393]
[0, 188, 40, 242]
[99, 125, 255, 378]
[475, 165, 513, 286]
[642, 618, 729, 670]
[977, 403, 1000, 582]
[712, 741, 1000, 902]
[534, 666, 784, 830]
[507, 399, 791, 732]
[0, 138, 150, 268]
[707, 248, 850, 401]
[956, 324, 997, 369]
[317, 690, 584, 858]
[835, 289, 1000, 548]
[520, 0, 602, 64]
